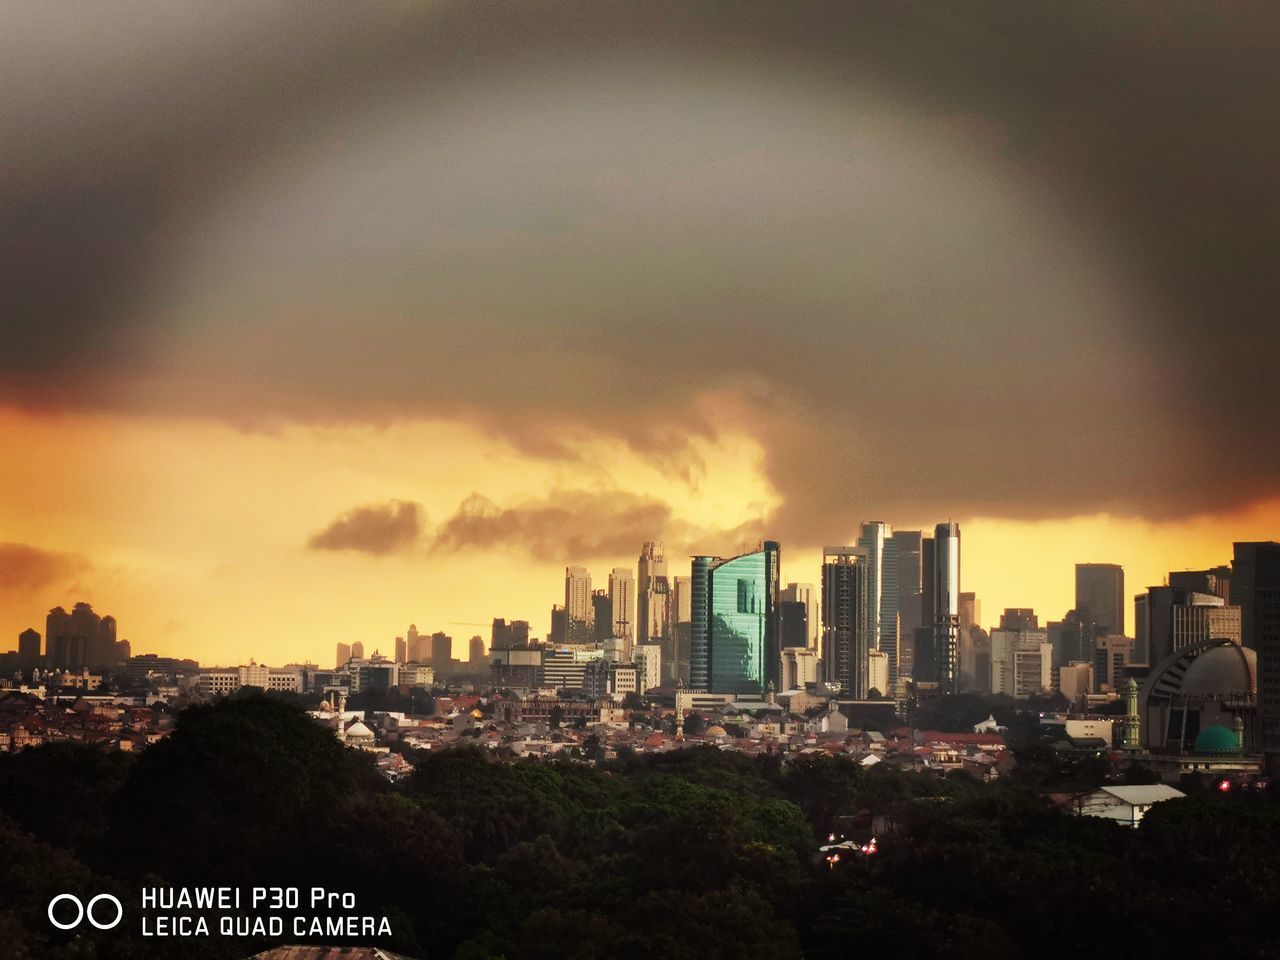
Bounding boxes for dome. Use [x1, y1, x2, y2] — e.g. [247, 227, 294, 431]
[1193, 723, 1240, 756]
[1180, 644, 1256, 698]
[704, 725, 727, 737]
[344, 720, 375, 741]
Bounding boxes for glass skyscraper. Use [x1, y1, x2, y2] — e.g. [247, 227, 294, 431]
[689, 541, 780, 695]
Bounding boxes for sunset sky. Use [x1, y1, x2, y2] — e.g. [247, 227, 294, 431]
[3, 3, 1277, 666]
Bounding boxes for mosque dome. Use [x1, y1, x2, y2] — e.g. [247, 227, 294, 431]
[1193, 723, 1240, 756]
[344, 720, 375, 741]
[1179, 644, 1256, 698]
[704, 725, 728, 737]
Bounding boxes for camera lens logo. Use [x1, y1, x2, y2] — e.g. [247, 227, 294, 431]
[48, 894, 123, 931]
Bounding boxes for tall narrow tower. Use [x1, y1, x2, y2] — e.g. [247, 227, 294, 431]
[637, 542, 670, 646]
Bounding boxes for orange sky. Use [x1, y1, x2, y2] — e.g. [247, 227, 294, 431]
[3, 406, 1275, 667]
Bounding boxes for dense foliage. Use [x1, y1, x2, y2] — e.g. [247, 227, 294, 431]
[0, 693, 1277, 959]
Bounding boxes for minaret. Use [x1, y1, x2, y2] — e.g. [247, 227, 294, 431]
[1233, 714, 1245, 753]
[1123, 679, 1141, 750]
[674, 678, 686, 741]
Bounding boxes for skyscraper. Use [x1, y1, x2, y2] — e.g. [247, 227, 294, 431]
[637, 541, 670, 646]
[822, 547, 867, 697]
[406, 624, 421, 661]
[670, 573, 693, 683]
[1233, 543, 1280, 748]
[608, 567, 635, 650]
[891, 531, 923, 675]
[565, 565, 593, 622]
[592, 590, 613, 642]
[350, 641, 365, 660]
[933, 522, 961, 693]
[779, 600, 808, 649]
[430, 632, 452, 666]
[17, 628, 40, 668]
[1075, 563, 1125, 637]
[469, 635, 485, 665]
[1134, 587, 1240, 665]
[336, 642, 351, 668]
[780, 582, 820, 649]
[689, 541, 780, 695]
[858, 522, 901, 688]
[394, 636, 407, 663]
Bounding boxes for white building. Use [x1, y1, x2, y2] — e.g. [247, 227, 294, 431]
[608, 567, 636, 649]
[198, 661, 303, 696]
[634, 643, 662, 692]
[990, 629, 1052, 698]
[780, 647, 820, 690]
[1075, 784, 1184, 827]
[868, 650, 889, 697]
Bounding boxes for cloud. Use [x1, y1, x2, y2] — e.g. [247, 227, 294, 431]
[3, 2, 1279, 537]
[307, 500, 424, 555]
[0, 543, 91, 597]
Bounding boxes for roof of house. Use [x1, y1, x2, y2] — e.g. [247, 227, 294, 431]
[1094, 784, 1185, 805]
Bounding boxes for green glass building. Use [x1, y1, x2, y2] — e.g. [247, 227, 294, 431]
[690, 541, 780, 695]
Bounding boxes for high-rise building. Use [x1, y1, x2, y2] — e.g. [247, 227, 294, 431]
[1094, 634, 1134, 692]
[857, 522, 901, 688]
[592, 590, 613, 642]
[914, 535, 937, 682]
[17, 628, 40, 668]
[45, 602, 117, 670]
[491, 618, 530, 650]
[565, 566, 593, 635]
[1169, 566, 1231, 604]
[550, 605, 567, 644]
[336, 642, 351, 668]
[891, 531, 923, 676]
[689, 541, 780, 695]
[1134, 587, 1240, 666]
[932, 522, 961, 693]
[999, 608, 1039, 631]
[469, 635, 485, 665]
[638, 542, 670, 646]
[406, 624, 421, 661]
[394, 636, 407, 663]
[822, 547, 867, 698]
[779, 600, 808, 649]
[780, 582, 820, 649]
[990, 627, 1052, 698]
[351, 641, 365, 660]
[1075, 563, 1125, 637]
[608, 567, 635, 648]
[1233, 543, 1280, 748]
[670, 574, 693, 683]
[430, 632, 452, 666]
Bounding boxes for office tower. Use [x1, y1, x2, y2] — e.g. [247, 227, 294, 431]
[550, 605, 567, 644]
[1058, 662, 1094, 700]
[990, 626, 1052, 698]
[592, 591, 613, 642]
[565, 566, 593, 620]
[780, 600, 808, 648]
[1094, 634, 1134, 691]
[114, 639, 130, 662]
[999, 608, 1039, 631]
[1075, 563, 1125, 637]
[956, 592, 981, 689]
[45, 602, 117, 670]
[634, 642, 662, 692]
[689, 541, 780, 695]
[351, 641, 365, 660]
[491, 618, 531, 650]
[17, 628, 40, 668]
[336, 642, 351, 668]
[430, 632, 452, 666]
[1048, 611, 1093, 668]
[407, 624, 421, 661]
[868, 650, 889, 696]
[1233, 543, 1280, 747]
[891, 531, 923, 675]
[914, 535, 937, 682]
[780, 583, 820, 649]
[822, 547, 867, 698]
[638, 541, 670, 646]
[933, 522, 961, 693]
[469, 635, 485, 665]
[781, 647, 820, 689]
[670, 574, 693, 683]
[1134, 587, 1240, 665]
[608, 567, 636, 648]
[857, 522, 901, 687]
[959, 593, 980, 634]
[1169, 566, 1232, 603]
[395, 636, 407, 663]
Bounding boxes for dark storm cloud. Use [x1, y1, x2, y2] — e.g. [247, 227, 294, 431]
[0, 544, 91, 597]
[429, 492, 677, 564]
[308, 501, 423, 555]
[3, 2, 1279, 537]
